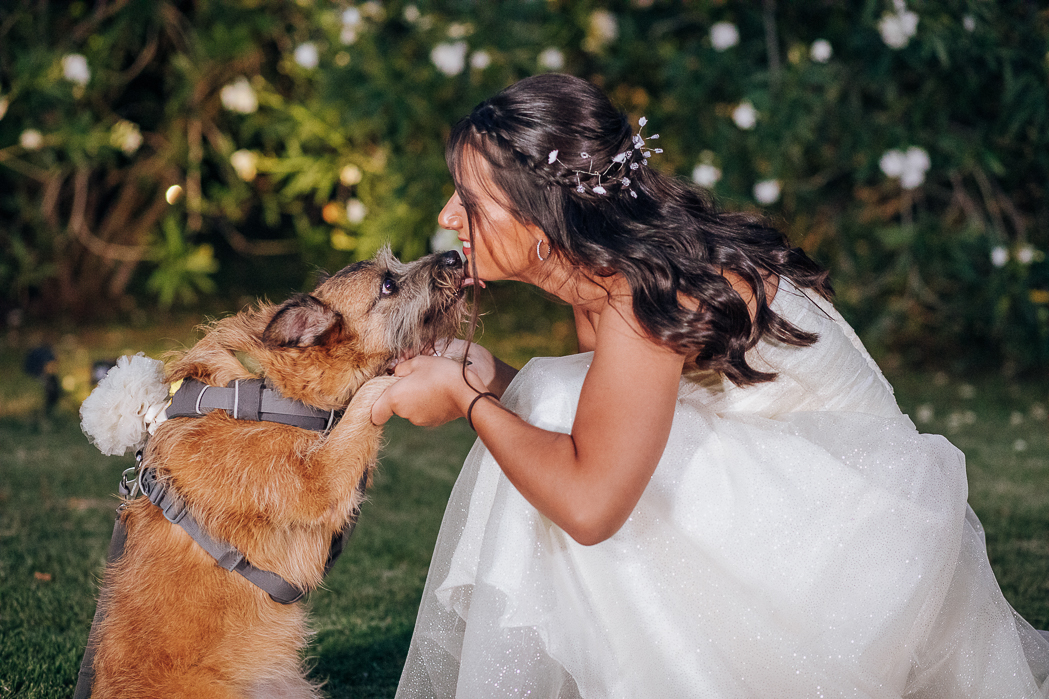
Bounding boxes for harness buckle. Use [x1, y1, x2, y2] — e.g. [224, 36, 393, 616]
[118, 451, 145, 502]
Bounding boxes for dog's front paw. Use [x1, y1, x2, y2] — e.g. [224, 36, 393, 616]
[345, 375, 399, 425]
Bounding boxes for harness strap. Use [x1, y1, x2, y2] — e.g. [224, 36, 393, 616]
[77, 379, 357, 694]
[139, 466, 363, 605]
[167, 378, 339, 431]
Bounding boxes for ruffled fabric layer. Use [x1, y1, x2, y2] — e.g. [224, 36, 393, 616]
[397, 283, 1049, 698]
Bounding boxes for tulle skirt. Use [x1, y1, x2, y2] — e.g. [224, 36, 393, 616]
[397, 283, 1049, 698]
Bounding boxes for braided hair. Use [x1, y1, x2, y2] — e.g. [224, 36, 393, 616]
[449, 73, 832, 386]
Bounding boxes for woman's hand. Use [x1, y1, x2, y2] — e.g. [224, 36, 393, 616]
[370, 355, 479, 426]
[432, 338, 518, 397]
[432, 338, 497, 387]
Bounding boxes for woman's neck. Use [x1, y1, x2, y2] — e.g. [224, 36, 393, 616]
[529, 260, 623, 314]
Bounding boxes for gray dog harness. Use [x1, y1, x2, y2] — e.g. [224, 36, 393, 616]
[75, 377, 360, 698]
[136, 377, 357, 604]
[165, 377, 340, 431]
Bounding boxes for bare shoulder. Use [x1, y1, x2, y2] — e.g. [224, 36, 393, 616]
[589, 289, 686, 396]
[719, 269, 780, 321]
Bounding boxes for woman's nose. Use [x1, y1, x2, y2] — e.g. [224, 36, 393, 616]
[438, 192, 464, 230]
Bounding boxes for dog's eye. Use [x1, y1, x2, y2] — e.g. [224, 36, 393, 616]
[381, 277, 398, 296]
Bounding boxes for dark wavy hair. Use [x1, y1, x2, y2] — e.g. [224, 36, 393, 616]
[449, 73, 832, 386]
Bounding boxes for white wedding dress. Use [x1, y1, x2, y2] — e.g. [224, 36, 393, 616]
[396, 281, 1049, 698]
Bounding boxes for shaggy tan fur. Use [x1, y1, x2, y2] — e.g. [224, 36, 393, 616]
[89, 249, 464, 698]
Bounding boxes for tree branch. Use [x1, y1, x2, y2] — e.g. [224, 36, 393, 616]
[763, 0, 781, 87]
[68, 168, 154, 263]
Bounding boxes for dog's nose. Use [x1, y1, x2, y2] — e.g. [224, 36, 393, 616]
[437, 250, 462, 268]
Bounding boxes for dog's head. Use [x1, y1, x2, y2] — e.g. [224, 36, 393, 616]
[253, 247, 465, 409]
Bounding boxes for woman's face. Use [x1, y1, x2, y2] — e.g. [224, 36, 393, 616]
[437, 154, 545, 285]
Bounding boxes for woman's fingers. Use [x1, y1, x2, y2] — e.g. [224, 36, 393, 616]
[371, 354, 493, 427]
[370, 387, 395, 425]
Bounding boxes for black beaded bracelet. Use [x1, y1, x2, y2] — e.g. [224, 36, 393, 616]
[466, 392, 498, 431]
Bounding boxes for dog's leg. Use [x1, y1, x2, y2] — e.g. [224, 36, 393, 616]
[226, 375, 399, 590]
[306, 374, 400, 503]
[166, 306, 276, 386]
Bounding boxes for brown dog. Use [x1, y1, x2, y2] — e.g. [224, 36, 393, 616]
[88, 248, 465, 698]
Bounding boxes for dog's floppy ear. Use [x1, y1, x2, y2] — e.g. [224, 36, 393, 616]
[263, 294, 345, 347]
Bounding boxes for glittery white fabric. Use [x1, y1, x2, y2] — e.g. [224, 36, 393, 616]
[396, 281, 1049, 698]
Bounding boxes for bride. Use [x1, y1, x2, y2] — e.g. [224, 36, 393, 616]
[371, 73, 1049, 698]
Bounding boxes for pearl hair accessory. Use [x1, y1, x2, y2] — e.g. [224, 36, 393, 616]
[547, 116, 662, 198]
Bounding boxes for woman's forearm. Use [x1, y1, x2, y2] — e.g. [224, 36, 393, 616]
[464, 395, 621, 545]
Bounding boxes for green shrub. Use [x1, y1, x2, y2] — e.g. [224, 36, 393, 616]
[0, 1, 1046, 371]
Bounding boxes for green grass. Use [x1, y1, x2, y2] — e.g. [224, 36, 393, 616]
[1, 293, 1047, 697]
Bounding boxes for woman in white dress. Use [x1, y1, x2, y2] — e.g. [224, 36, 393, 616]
[371, 73, 1049, 698]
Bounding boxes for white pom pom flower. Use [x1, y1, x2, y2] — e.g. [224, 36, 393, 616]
[80, 353, 169, 456]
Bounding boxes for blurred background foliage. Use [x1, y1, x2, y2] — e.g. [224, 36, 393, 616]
[0, 0, 1047, 374]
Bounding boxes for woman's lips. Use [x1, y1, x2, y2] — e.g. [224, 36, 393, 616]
[459, 242, 485, 288]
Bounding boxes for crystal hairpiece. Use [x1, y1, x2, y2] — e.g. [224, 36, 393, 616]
[547, 116, 662, 198]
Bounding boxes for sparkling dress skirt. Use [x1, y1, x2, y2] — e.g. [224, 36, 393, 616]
[396, 281, 1049, 698]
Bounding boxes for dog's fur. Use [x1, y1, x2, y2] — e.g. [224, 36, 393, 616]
[90, 249, 464, 698]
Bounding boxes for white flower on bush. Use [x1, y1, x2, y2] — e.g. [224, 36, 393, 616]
[990, 246, 1009, 268]
[294, 42, 319, 70]
[710, 22, 739, 51]
[584, 9, 618, 51]
[220, 77, 258, 114]
[403, 5, 421, 23]
[732, 101, 757, 130]
[878, 4, 919, 49]
[346, 198, 367, 224]
[343, 7, 363, 28]
[110, 120, 143, 155]
[62, 53, 91, 86]
[339, 164, 363, 186]
[538, 47, 565, 71]
[430, 228, 462, 253]
[754, 179, 781, 205]
[230, 150, 258, 182]
[470, 50, 492, 70]
[1017, 244, 1036, 265]
[810, 39, 833, 63]
[341, 7, 362, 44]
[360, 2, 383, 19]
[431, 41, 467, 76]
[879, 146, 930, 189]
[963, 15, 976, 33]
[915, 404, 934, 424]
[878, 150, 906, 178]
[20, 129, 44, 150]
[692, 163, 721, 188]
[447, 22, 472, 39]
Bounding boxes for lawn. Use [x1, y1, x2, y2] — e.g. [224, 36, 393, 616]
[1, 289, 1047, 697]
